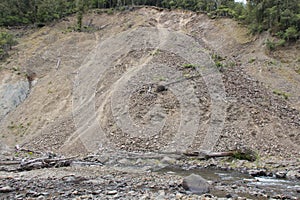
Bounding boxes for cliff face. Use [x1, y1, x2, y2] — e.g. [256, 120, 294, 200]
[0, 7, 299, 160]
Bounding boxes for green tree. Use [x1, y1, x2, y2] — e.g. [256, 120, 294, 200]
[0, 31, 17, 59]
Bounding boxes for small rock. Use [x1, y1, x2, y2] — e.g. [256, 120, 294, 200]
[92, 190, 102, 194]
[36, 195, 45, 200]
[118, 158, 131, 165]
[182, 173, 210, 194]
[248, 169, 267, 177]
[275, 171, 287, 178]
[161, 156, 176, 164]
[72, 190, 79, 195]
[155, 190, 166, 200]
[231, 184, 238, 189]
[156, 85, 167, 92]
[175, 192, 183, 199]
[107, 190, 118, 195]
[226, 193, 232, 198]
[286, 170, 300, 179]
[296, 186, 300, 193]
[0, 186, 14, 193]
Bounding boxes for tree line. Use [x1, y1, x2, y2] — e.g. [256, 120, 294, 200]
[0, 0, 299, 58]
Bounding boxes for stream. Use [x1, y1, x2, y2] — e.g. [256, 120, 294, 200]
[157, 166, 300, 199]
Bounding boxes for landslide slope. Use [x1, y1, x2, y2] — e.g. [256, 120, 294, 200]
[0, 7, 299, 160]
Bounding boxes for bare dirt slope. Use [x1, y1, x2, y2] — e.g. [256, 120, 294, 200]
[0, 7, 299, 161]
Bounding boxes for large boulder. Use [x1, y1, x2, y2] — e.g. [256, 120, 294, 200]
[182, 173, 210, 194]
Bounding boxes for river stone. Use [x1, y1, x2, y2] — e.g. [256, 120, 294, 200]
[275, 171, 287, 178]
[286, 170, 300, 179]
[182, 173, 210, 194]
[248, 169, 267, 177]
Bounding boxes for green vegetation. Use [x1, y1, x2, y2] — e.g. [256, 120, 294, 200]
[232, 149, 258, 162]
[248, 58, 256, 63]
[183, 63, 197, 69]
[273, 89, 290, 100]
[0, 0, 299, 60]
[0, 0, 298, 39]
[212, 53, 225, 71]
[0, 31, 17, 59]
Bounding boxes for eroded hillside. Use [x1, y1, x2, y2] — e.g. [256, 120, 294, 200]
[0, 7, 299, 161]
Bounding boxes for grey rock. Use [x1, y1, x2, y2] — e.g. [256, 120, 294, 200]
[286, 170, 300, 179]
[0, 186, 14, 193]
[182, 173, 210, 194]
[248, 169, 267, 177]
[161, 156, 176, 164]
[36, 195, 45, 200]
[0, 74, 30, 122]
[118, 158, 132, 165]
[275, 171, 287, 178]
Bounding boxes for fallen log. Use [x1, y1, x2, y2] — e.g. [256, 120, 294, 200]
[0, 161, 21, 165]
[18, 155, 78, 171]
[183, 151, 234, 158]
[183, 149, 257, 161]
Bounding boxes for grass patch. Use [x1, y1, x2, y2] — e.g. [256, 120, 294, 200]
[183, 63, 197, 69]
[248, 58, 256, 63]
[151, 49, 160, 56]
[273, 89, 290, 100]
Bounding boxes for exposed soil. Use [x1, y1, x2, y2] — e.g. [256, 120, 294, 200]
[0, 7, 299, 199]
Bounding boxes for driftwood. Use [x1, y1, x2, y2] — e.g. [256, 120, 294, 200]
[0, 155, 79, 172]
[183, 151, 234, 158]
[183, 149, 257, 161]
[0, 160, 20, 165]
[19, 155, 78, 171]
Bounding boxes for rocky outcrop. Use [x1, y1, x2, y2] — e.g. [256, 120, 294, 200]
[0, 71, 30, 122]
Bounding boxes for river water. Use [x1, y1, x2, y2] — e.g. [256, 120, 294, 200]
[158, 166, 300, 199]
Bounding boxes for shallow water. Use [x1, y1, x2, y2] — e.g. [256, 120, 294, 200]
[157, 166, 300, 198]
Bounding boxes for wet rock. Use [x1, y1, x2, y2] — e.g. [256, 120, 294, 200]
[248, 169, 267, 177]
[275, 171, 287, 178]
[182, 173, 210, 194]
[0, 186, 14, 193]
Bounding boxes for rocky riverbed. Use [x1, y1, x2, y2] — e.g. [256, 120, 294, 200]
[0, 150, 299, 199]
